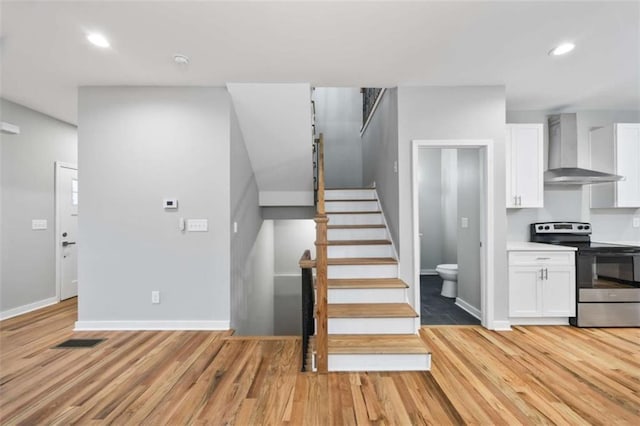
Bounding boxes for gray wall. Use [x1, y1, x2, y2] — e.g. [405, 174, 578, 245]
[77, 87, 232, 324]
[362, 89, 399, 248]
[418, 149, 443, 271]
[440, 149, 458, 264]
[456, 149, 481, 310]
[1, 99, 77, 314]
[230, 104, 273, 335]
[397, 86, 508, 323]
[314, 88, 363, 188]
[506, 109, 640, 242]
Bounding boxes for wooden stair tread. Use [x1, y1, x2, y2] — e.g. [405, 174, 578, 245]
[326, 278, 408, 289]
[328, 239, 391, 246]
[327, 303, 418, 318]
[327, 224, 386, 229]
[327, 257, 397, 265]
[328, 335, 430, 354]
[326, 211, 381, 215]
[325, 199, 377, 202]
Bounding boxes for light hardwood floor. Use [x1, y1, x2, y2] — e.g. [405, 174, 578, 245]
[1, 299, 638, 425]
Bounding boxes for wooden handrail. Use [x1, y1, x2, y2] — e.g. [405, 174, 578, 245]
[314, 133, 328, 373]
[298, 250, 315, 269]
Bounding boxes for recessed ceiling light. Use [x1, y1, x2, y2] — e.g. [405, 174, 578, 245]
[549, 42, 575, 56]
[87, 33, 110, 48]
[173, 54, 190, 65]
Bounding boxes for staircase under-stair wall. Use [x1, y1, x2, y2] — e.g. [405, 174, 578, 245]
[310, 187, 431, 372]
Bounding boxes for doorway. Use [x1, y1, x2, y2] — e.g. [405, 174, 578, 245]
[55, 162, 78, 301]
[412, 140, 495, 329]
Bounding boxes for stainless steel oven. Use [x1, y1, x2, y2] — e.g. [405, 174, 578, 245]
[531, 222, 640, 327]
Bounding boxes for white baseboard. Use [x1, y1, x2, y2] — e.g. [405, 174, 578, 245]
[74, 320, 230, 331]
[0, 296, 58, 320]
[420, 269, 437, 275]
[490, 320, 512, 331]
[509, 317, 569, 326]
[455, 298, 481, 320]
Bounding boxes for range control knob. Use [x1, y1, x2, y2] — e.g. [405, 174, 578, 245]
[577, 225, 584, 230]
[544, 226, 550, 230]
[538, 225, 544, 230]
[585, 225, 590, 230]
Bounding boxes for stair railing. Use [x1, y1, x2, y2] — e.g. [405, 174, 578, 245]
[299, 250, 315, 372]
[314, 133, 329, 373]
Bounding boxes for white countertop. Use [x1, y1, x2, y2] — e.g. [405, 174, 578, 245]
[507, 241, 577, 252]
[594, 241, 640, 247]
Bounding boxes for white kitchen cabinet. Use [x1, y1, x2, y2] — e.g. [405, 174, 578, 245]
[506, 124, 544, 208]
[508, 251, 575, 318]
[590, 123, 640, 208]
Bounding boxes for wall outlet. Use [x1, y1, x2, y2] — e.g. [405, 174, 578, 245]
[393, 160, 398, 173]
[633, 217, 640, 228]
[151, 291, 160, 304]
[233, 221, 238, 233]
[461, 217, 469, 228]
[187, 219, 208, 232]
[32, 219, 47, 230]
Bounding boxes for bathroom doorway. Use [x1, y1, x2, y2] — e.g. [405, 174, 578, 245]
[412, 140, 495, 328]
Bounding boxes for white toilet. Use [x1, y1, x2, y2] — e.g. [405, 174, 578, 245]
[436, 264, 458, 298]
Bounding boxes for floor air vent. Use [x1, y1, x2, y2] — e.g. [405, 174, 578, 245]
[54, 339, 105, 348]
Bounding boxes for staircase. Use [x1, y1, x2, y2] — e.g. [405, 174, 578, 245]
[309, 187, 431, 372]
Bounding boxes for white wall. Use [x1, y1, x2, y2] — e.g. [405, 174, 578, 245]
[1, 99, 77, 316]
[361, 89, 399, 248]
[397, 86, 508, 323]
[227, 83, 314, 206]
[314, 88, 363, 188]
[273, 219, 315, 335]
[77, 87, 232, 327]
[506, 109, 640, 242]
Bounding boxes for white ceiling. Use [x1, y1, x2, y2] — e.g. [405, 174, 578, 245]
[1, 1, 638, 125]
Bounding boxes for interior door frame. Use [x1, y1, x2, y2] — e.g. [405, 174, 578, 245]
[55, 161, 78, 302]
[411, 139, 495, 330]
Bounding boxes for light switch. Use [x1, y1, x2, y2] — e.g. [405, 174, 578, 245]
[633, 217, 640, 228]
[187, 219, 208, 232]
[393, 160, 398, 173]
[32, 219, 47, 230]
[233, 222, 238, 233]
[461, 217, 469, 228]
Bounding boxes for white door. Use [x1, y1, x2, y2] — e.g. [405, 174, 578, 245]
[56, 163, 78, 300]
[508, 266, 541, 317]
[616, 123, 640, 207]
[542, 266, 576, 317]
[507, 124, 544, 208]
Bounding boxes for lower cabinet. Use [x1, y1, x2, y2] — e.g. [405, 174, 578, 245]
[508, 251, 576, 318]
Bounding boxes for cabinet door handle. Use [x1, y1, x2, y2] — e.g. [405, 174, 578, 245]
[514, 195, 518, 206]
[518, 195, 522, 206]
[544, 268, 548, 280]
[536, 257, 551, 260]
[540, 268, 544, 280]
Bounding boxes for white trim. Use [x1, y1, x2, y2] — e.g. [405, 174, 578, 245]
[74, 320, 230, 331]
[455, 298, 481, 320]
[373, 189, 400, 262]
[0, 297, 58, 320]
[360, 88, 387, 136]
[420, 269, 437, 275]
[492, 320, 512, 331]
[259, 191, 314, 206]
[509, 317, 569, 326]
[412, 139, 495, 331]
[55, 161, 78, 303]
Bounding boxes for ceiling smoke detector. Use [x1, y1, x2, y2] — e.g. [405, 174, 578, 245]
[173, 54, 190, 65]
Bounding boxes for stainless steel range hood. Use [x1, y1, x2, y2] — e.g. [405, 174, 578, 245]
[545, 113, 623, 185]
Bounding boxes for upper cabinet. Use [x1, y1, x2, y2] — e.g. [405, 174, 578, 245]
[590, 123, 640, 208]
[506, 124, 544, 208]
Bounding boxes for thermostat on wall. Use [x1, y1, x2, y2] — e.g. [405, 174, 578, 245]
[163, 198, 178, 209]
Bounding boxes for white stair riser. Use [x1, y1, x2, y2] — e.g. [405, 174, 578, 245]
[326, 317, 416, 334]
[327, 228, 388, 240]
[325, 190, 376, 200]
[328, 264, 397, 279]
[327, 214, 383, 225]
[322, 353, 431, 372]
[328, 245, 394, 258]
[324, 288, 406, 304]
[325, 201, 378, 212]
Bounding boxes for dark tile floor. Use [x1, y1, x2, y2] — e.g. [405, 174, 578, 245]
[420, 275, 481, 325]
